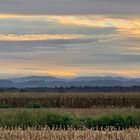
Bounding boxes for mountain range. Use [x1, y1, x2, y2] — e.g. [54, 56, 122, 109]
[0, 76, 140, 88]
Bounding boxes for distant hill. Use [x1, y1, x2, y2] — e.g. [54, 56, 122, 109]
[13, 80, 46, 88]
[11, 76, 66, 83]
[0, 76, 139, 88]
[0, 80, 13, 88]
[72, 76, 130, 81]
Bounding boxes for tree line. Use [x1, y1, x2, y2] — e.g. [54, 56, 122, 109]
[0, 86, 140, 92]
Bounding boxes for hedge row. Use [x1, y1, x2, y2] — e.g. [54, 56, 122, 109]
[0, 110, 140, 129]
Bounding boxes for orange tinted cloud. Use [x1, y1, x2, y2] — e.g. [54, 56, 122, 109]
[0, 34, 87, 41]
[0, 14, 19, 19]
[34, 70, 78, 77]
[46, 16, 140, 38]
[115, 18, 140, 37]
[46, 16, 128, 28]
[1, 14, 140, 38]
[0, 60, 140, 77]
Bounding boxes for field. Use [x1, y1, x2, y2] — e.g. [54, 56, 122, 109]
[0, 128, 140, 140]
[0, 92, 140, 139]
[0, 92, 140, 108]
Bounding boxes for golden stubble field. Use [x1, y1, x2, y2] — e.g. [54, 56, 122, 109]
[0, 128, 140, 140]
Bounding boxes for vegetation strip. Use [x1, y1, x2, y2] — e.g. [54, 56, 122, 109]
[0, 110, 140, 129]
[0, 92, 140, 108]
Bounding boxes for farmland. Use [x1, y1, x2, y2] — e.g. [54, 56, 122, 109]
[0, 128, 139, 140]
[0, 92, 140, 139]
[0, 92, 140, 108]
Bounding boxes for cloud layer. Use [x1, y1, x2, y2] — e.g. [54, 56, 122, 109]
[0, 1, 140, 77]
[0, 0, 140, 16]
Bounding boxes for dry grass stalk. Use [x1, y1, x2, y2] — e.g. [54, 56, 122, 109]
[0, 128, 139, 140]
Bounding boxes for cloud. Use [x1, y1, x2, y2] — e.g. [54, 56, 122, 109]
[0, 34, 88, 41]
[0, 16, 117, 36]
[0, 0, 140, 16]
[46, 16, 128, 28]
[0, 60, 140, 77]
[1, 15, 140, 39]
[0, 1, 140, 77]
[46, 16, 140, 38]
[0, 32, 125, 54]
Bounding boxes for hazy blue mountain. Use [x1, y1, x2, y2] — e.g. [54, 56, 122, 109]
[13, 80, 46, 88]
[11, 76, 66, 83]
[71, 76, 130, 82]
[46, 80, 140, 87]
[0, 76, 139, 88]
[133, 78, 140, 82]
[0, 80, 13, 88]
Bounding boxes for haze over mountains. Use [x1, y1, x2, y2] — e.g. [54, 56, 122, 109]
[0, 76, 140, 88]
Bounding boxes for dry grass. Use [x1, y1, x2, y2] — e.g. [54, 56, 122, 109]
[0, 92, 140, 108]
[0, 128, 139, 140]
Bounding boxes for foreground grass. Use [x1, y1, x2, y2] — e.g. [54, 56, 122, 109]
[0, 109, 140, 129]
[0, 128, 139, 140]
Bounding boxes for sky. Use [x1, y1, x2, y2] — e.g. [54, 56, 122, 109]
[0, 0, 140, 78]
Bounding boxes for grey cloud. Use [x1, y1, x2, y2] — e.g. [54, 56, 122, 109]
[0, 39, 140, 68]
[0, 38, 98, 52]
[0, 0, 140, 16]
[0, 18, 116, 35]
[1, 50, 140, 68]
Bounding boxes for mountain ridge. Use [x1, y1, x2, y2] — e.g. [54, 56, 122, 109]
[0, 76, 139, 88]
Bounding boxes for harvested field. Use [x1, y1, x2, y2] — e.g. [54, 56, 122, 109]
[0, 92, 140, 108]
[0, 128, 139, 140]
